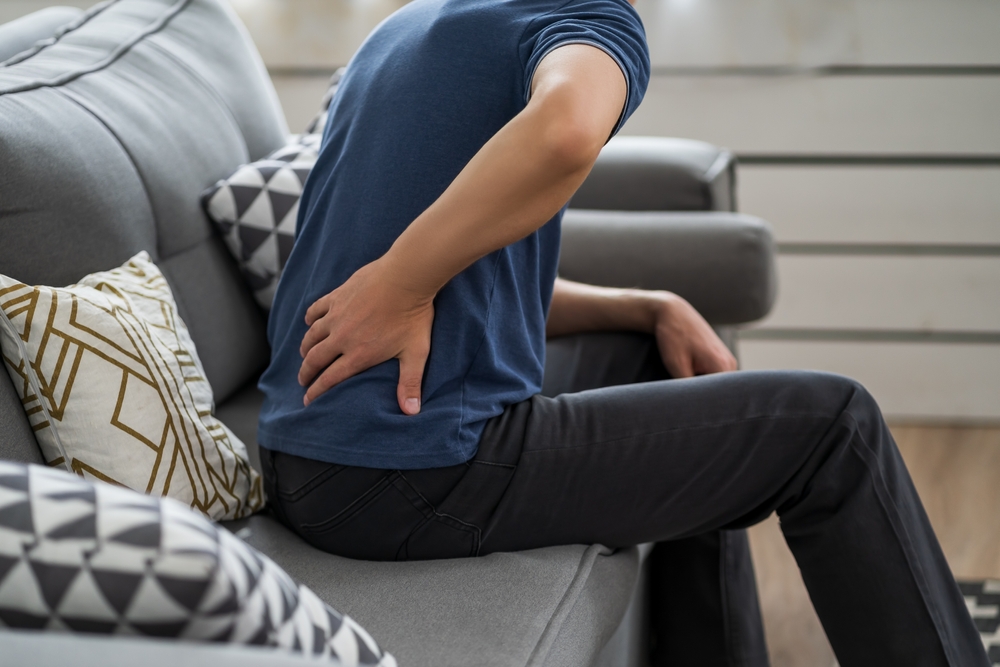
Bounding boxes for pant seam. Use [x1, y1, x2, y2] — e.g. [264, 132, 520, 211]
[842, 408, 960, 666]
[524, 412, 837, 454]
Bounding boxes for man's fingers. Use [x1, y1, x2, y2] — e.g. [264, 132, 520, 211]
[299, 320, 332, 359]
[668, 352, 695, 379]
[304, 355, 359, 406]
[298, 338, 342, 388]
[304, 295, 329, 326]
[396, 345, 429, 416]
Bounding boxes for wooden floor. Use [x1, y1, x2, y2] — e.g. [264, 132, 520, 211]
[746, 424, 1000, 667]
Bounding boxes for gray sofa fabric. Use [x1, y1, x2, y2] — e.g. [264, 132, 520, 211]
[570, 136, 737, 213]
[230, 514, 641, 667]
[0, 0, 285, 403]
[3, 630, 321, 667]
[560, 210, 777, 325]
[0, 6, 83, 63]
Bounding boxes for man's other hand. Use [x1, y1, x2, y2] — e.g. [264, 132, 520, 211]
[298, 257, 434, 414]
[546, 278, 736, 378]
[652, 293, 737, 378]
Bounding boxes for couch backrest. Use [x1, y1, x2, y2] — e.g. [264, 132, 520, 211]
[0, 6, 83, 63]
[0, 0, 289, 462]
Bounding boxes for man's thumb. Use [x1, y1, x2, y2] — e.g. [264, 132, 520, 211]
[397, 349, 428, 416]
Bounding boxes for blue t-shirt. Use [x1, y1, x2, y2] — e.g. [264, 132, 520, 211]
[258, 0, 649, 469]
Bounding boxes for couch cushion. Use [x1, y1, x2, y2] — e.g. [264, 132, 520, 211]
[0, 0, 287, 404]
[230, 514, 639, 667]
[0, 461, 395, 666]
[216, 385, 639, 667]
[0, 252, 264, 520]
[202, 135, 321, 310]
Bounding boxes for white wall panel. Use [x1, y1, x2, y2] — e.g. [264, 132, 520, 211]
[621, 76, 1000, 154]
[738, 340, 1000, 420]
[6, 1, 1000, 70]
[636, 0, 1000, 68]
[271, 75, 331, 134]
[739, 166, 1000, 245]
[228, 0, 407, 69]
[758, 256, 1000, 332]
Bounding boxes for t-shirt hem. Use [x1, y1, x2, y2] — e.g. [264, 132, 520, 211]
[258, 428, 477, 470]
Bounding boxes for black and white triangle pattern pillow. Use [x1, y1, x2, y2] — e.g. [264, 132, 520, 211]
[961, 580, 1000, 665]
[0, 461, 396, 666]
[202, 134, 321, 310]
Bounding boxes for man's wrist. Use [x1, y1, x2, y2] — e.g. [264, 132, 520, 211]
[378, 244, 440, 305]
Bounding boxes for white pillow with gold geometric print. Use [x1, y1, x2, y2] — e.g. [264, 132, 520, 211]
[0, 252, 264, 521]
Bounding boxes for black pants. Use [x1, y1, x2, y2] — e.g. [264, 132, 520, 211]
[261, 333, 988, 667]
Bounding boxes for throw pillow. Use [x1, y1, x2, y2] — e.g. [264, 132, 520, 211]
[202, 67, 343, 310]
[0, 461, 396, 666]
[0, 252, 264, 521]
[201, 134, 319, 310]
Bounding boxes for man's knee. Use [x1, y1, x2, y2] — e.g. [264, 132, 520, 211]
[755, 370, 880, 424]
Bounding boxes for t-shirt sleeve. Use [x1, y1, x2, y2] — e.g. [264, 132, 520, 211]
[520, 0, 650, 137]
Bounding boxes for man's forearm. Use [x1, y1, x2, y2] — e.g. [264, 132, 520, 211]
[546, 277, 666, 338]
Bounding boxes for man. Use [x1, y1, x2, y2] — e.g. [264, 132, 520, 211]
[257, 0, 989, 665]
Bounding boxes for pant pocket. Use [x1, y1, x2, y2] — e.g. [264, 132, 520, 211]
[289, 472, 407, 560]
[393, 473, 480, 561]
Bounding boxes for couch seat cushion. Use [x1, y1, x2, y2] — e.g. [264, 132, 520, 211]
[217, 383, 641, 667]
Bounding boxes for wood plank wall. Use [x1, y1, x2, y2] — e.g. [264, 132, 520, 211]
[7, 0, 995, 422]
[621, 0, 1000, 422]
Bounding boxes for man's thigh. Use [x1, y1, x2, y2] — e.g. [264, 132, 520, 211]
[477, 367, 857, 553]
[542, 331, 668, 396]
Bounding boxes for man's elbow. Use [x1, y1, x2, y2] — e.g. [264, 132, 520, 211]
[545, 122, 606, 173]
[533, 102, 609, 174]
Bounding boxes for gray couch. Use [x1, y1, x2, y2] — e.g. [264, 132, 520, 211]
[0, 1, 776, 665]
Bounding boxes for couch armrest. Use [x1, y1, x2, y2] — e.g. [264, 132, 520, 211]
[559, 210, 777, 325]
[570, 136, 737, 212]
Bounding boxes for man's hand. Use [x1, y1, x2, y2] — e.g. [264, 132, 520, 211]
[298, 256, 434, 413]
[651, 293, 736, 378]
[546, 278, 736, 378]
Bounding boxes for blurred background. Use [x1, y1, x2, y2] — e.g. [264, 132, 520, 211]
[3, 1, 998, 665]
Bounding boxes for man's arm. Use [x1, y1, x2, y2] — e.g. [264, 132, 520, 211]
[298, 44, 627, 411]
[547, 278, 737, 378]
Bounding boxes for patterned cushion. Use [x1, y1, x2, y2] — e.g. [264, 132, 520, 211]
[201, 136, 318, 310]
[201, 67, 343, 310]
[960, 580, 1000, 665]
[0, 253, 264, 521]
[0, 461, 396, 666]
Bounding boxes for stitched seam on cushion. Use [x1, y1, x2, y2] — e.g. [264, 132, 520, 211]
[143, 38, 250, 163]
[524, 544, 614, 667]
[841, 408, 960, 665]
[50, 87, 159, 256]
[0, 0, 119, 68]
[524, 412, 838, 454]
[0, 298, 72, 470]
[0, 0, 192, 96]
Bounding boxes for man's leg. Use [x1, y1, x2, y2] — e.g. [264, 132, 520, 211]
[541, 333, 768, 667]
[446, 362, 987, 667]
